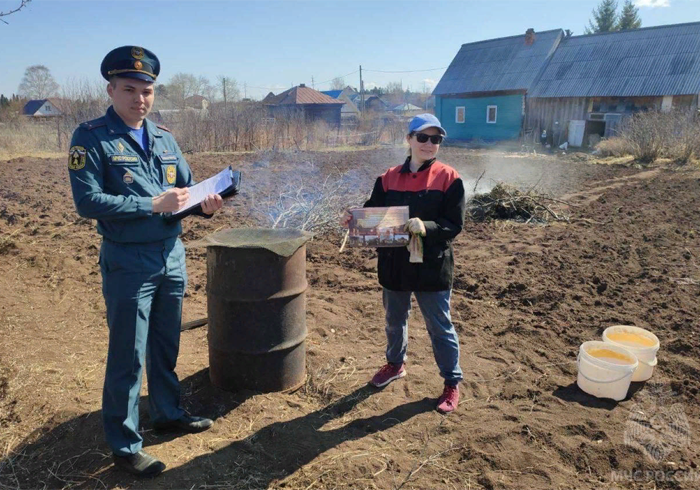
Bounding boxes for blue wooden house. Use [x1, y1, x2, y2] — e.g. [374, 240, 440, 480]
[433, 28, 563, 141]
[435, 22, 700, 146]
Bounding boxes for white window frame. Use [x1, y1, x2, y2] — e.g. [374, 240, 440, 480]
[486, 105, 497, 124]
[455, 106, 465, 124]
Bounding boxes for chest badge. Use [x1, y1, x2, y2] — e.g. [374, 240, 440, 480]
[166, 165, 176, 184]
[117, 142, 125, 153]
[123, 171, 134, 184]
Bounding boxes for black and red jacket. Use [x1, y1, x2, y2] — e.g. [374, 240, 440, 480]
[364, 157, 466, 291]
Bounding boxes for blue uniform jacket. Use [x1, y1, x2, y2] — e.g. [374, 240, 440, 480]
[68, 106, 198, 243]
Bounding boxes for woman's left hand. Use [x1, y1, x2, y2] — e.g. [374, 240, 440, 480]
[201, 194, 224, 215]
[405, 217, 426, 236]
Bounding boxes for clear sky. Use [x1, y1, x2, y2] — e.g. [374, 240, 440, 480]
[1, 0, 698, 100]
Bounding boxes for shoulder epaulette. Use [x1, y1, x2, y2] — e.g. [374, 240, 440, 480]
[79, 117, 107, 131]
[156, 124, 171, 132]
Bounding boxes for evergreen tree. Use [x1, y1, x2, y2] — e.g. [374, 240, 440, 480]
[585, 0, 618, 34]
[617, 0, 642, 30]
[0, 95, 9, 108]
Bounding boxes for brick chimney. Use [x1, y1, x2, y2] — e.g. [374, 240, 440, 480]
[299, 83, 306, 88]
[525, 28, 536, 45]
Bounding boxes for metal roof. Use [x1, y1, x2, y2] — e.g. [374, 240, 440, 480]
[265, 85, 344, 106]
[529, 22, 700, 98]
[321, 90, 343, 99]
[433, 29, 563, 96]
[22, 99, 47, 115]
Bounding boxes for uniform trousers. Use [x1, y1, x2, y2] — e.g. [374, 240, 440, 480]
[99, 237, 186, 456]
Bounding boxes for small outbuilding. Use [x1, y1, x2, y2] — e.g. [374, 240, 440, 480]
[264, 84, 345, 127]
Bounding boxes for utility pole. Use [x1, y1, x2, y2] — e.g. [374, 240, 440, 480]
[311, 76, 315, 90]
[222, 76, 228, 111]
[244, 82, 247, 99]
[359, 65, 364, 115]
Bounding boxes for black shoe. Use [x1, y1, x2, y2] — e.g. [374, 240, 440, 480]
[153, 414, 213, 433]
[113, 450, 165, 477]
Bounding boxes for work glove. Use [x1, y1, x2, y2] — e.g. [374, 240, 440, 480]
[405, 218, 426, 237]
[405, 218, 426, 263]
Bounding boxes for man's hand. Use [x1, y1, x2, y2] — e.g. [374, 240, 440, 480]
[339, 210, 352, 228]
[405, 217, 426, 236]
[153, 187, 190, 214]
[201, 194, 223, 215]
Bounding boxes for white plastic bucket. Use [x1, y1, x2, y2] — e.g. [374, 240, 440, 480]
[603, 325, 659, 382]
[577, 341, 638, 401]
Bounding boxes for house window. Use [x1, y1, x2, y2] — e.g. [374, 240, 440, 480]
[487, 105, 497, 124]
[455, 106, 465, 123]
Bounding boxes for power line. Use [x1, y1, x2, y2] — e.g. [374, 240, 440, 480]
[363, 67, 448, 74]
[311, 69, 360, 87]
[246, 65, 444, 94]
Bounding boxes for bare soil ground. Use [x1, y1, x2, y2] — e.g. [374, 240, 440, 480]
[0, 147, 699, 490]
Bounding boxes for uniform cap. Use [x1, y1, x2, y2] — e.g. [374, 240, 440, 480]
[100, 46, 160, 82]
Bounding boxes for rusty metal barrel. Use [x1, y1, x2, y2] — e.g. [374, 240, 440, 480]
[204, 228, 312, 392]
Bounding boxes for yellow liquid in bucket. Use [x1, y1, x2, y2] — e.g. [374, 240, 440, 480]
[607, 331, 656, 348]
[587, 348, 635, 365]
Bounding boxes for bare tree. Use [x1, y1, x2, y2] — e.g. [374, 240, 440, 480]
[0, 0, 30, 24]
[165, 73, 212, 109]
[18, 65, 59, 99]
[384, 81, 405, 106]
[217, 76, 241, 107]
[330, 77, 345, 91]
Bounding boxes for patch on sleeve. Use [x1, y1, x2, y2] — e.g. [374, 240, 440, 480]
[68, 146, 86, 171]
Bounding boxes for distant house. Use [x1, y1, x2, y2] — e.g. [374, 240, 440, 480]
[345, 92, 390, 113]
[185, 94, 209, 110]
[434, 22, 700, 146]
[22, 98, 67, 117]
[392, 103, 422, 117]
[321, 89, 360, 124]
[264, 84, 345, 127]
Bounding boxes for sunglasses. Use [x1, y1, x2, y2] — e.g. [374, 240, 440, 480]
[414, 132, 443, 145]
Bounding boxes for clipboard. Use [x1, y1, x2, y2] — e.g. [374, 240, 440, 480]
[164, 167, 241, 223]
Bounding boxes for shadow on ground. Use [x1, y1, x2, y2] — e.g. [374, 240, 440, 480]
[0, 370, 432, 489]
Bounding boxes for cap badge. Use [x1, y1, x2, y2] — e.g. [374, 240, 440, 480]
[134, 60, 143, 70]
[131, 47, 145, 60]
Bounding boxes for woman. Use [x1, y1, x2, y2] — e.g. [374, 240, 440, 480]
[342, 114, 466, 413]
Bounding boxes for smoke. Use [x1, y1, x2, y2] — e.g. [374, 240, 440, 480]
[446, 148, 570, 200]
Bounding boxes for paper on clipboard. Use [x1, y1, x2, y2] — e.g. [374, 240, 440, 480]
[173, 167, 233, 215]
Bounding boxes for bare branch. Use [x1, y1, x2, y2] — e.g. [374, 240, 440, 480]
[0, 0, 31, 24]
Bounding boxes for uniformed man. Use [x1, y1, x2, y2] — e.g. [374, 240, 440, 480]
[68, 46, 223, 477]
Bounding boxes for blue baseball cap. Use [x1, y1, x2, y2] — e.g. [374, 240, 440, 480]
[408, 113, 446, 136]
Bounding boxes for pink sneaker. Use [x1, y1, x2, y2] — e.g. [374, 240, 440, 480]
[370, 363, 406, 388]
[436, 384, 459, 414]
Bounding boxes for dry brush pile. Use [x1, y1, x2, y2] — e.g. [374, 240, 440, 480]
[468, 182, 570, 224]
